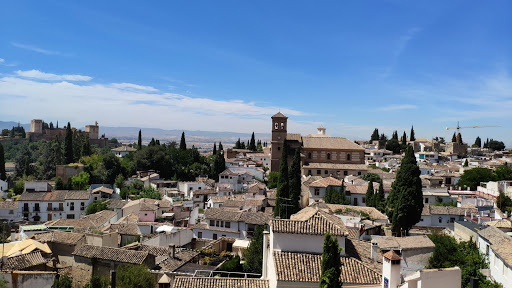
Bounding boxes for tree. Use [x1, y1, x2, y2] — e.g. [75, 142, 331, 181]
[379, 133, 388, 142]
[86, 200, 109, 215]
[451, 132, 457, 143]
[83, 275, 109, 288]
[243, 225, 264, 274]
[386, 146, 423, 236]
[71, 172, 90, 190]
[0, 143, 5, 180]
[249, 132, 256, 151]
[463, 159, 469, 167]
[473, 136, 482, 148]
[320, 233, 342, 288]
[386, 139, 401, 154]
[392, 130, 398, 140]
[365, 181, 375, 208]
[235, 138, 241, 149]
[376, 179, 386, 212]
[52, 274, 72, 288]
[362, 173, 381, 183]
[55, 177, 64, 190]
[267, 172, 279, 189]
[115, 174, 125, 190]
[456, 133, 463, 144]
[401, 131, 407, 146]
[180, 132, 186, 150]
[64, 122, 74, 164]
[288, 147, 302, 215]
[274, 139, 290, 219]
[212, 142, 217, 155]
[496, 191, 512, 213]
[456, 167, 496, 191]
[116, 264, 155, 288]
[370, 128, 379, 142]
[495, 164, 512, 181]
[409, 126, 415, 141]
[137, 129, 142, 150]
[486, 139, 505, 151]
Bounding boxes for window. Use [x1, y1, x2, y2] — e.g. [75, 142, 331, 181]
[210, 220, 215, 226]
[327, 153, 331, 160]
[225, 221, 231, 228]
[358, 171, 362, 176]
[278, 147, 281, 151]
[438, 217, 442, 223]
[362, 197, 366, 204]
[308, 170, 312, 175]
[275, 122, 278, 129]
[324, 170, 328, 175]
[317, 170, 321, 175]
[70, 202, 75, 211]
[67, 214, 75, 219]
[281, 122, 284, 129]
[344, 171, 348, 176]
[198, 232, 203, 239]
[347, 154, 351, 161]
[314, 188, 320, 196]
[308, 153, 312, 159]
[213, 233, 218, 240]
[425, 198, 429, 204]
[9, 210, 13, 215]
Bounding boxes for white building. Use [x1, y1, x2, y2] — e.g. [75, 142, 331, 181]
[0, 179, 8, 192]
[477, 226, 512, 288]
[415, 152, 439, 164]
[18, 190, 93, 222]
[301, 176, 343, 205]
[111, 145, 136, 157]
[417, 204, 478, 229]
[24, 181, 52, 192]
[178, 181, 207, 199]
[478, 181, 512, 198]
[0, 201, 21, 222]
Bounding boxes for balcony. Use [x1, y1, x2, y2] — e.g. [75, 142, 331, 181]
[33, 207, 40, 212]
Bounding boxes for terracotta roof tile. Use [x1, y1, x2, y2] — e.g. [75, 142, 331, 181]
[273, 251, 381, 285]
[159, 249, 200, 272]
[3, 251, 47, 271]
[302, 137, 363, 150]
[271, 210, 347, 237]
[32, 231, 85, 245]
[173, 277, 269, 288]
[73, 245, 149, 265]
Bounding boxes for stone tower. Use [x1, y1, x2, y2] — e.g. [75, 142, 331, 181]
[30, 119, 43, 134]
[85, 121, 99, 139]
[270, 112, 288, 172]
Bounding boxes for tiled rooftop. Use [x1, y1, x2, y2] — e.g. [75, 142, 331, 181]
[73, 245, 149, 265]
[173, 277, 269, 288]
[271, 210, 347, 237]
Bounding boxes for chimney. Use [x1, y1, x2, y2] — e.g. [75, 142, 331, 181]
[371, 241, 379, 261]
[477, 215, 482, 224]
[262, 231, 270, 279]
[169, 244, 175, 259]
[10, 229, 15, 242]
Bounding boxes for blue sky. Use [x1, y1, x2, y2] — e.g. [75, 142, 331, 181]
[0, 1, 511, 146]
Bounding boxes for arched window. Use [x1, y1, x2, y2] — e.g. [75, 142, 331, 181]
[347, 153, 351, 161]
[274, 122, 278, 130]
[281, 122, 285, 129]
[327, 153, 331, 160]
[308, 153, 312, 159]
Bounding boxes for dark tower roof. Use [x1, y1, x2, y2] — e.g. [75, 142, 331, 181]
[272, 112, 287, 119]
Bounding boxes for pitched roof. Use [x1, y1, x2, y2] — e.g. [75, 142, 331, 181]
[302, 137, 363, 150]
[73, 245, 149, 264]
[271, 112, 287, 118]
[204, 208, 270, 225]
[3, 251, 47, 271]
[383, 250, 402, 261]
[112, 146, 137, 152]
[478, 226, 512, 267]
[286, 133, 302, 142]
[273, 251, 381, 285]
[173, 277, 269, 288]
[46, 210, 117, 230]
[0, 239, 52, 257]
[271, 210, 347, 237]
[302, 163, 368, 171]
[92, 186, 113, 194]
[323, 204, 388, 221]
[484, 219, 512, 228]
[19, 190, 91, 201]
[158, 249, 200, 272]
[372, 236, 435, 250]
[308, 177, 343, 188]
[32, 230, 85, 245]
[421, 204, 478, 216]
[0, 201, 18, 209]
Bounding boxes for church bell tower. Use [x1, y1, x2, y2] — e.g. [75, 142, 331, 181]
[270, 112, 288, 172]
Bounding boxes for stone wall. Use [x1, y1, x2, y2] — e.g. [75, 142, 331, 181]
[1, 271, 56, 288]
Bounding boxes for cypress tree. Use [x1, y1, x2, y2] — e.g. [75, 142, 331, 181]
[235, 138, 241, 149]
[219, 142, 223, 152]
[320, 233, 342, 288]
[410, 126, 416, 141]
[376, 179, 385, 212]
[56, 121, 59, 129]
[180, 132, 186, 150]
[0, 143, 5, 180]
[249, 132, 256, 151]
[452, 132, 457, 143]
[386, 146, 423, 236]
[474, 136, 482, 148]
[212, 143, 217, 155]
[370, 128, 379, 142]
[365, 181, 375, 208]
[456, 133, 463, 144]
[242, 225, 264, 274]
[289, 147, 302, 214]
[64, 122, 73, 164]
[401, 131, 407, 146]
[137, 129, 142, 149]
[274, 139, 290, 219]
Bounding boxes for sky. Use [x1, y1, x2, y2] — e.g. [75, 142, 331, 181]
[0, 1, 511, 146]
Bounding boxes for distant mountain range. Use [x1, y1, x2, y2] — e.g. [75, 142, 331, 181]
[0, 121, 270, 145]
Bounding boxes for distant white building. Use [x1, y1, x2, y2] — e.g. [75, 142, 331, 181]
[477, 226, 512, 288]
[112, 145, 136, 157]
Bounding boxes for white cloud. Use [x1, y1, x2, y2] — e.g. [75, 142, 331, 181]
[0, 75, 303, 133]
[0, 58, 4, 63]
[394, 27, 421, 58]
[111, 83, 158, 92]
[11, 42, 62, 55]
[379, 104, 417, 111]
[15, 70, 92, 81]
